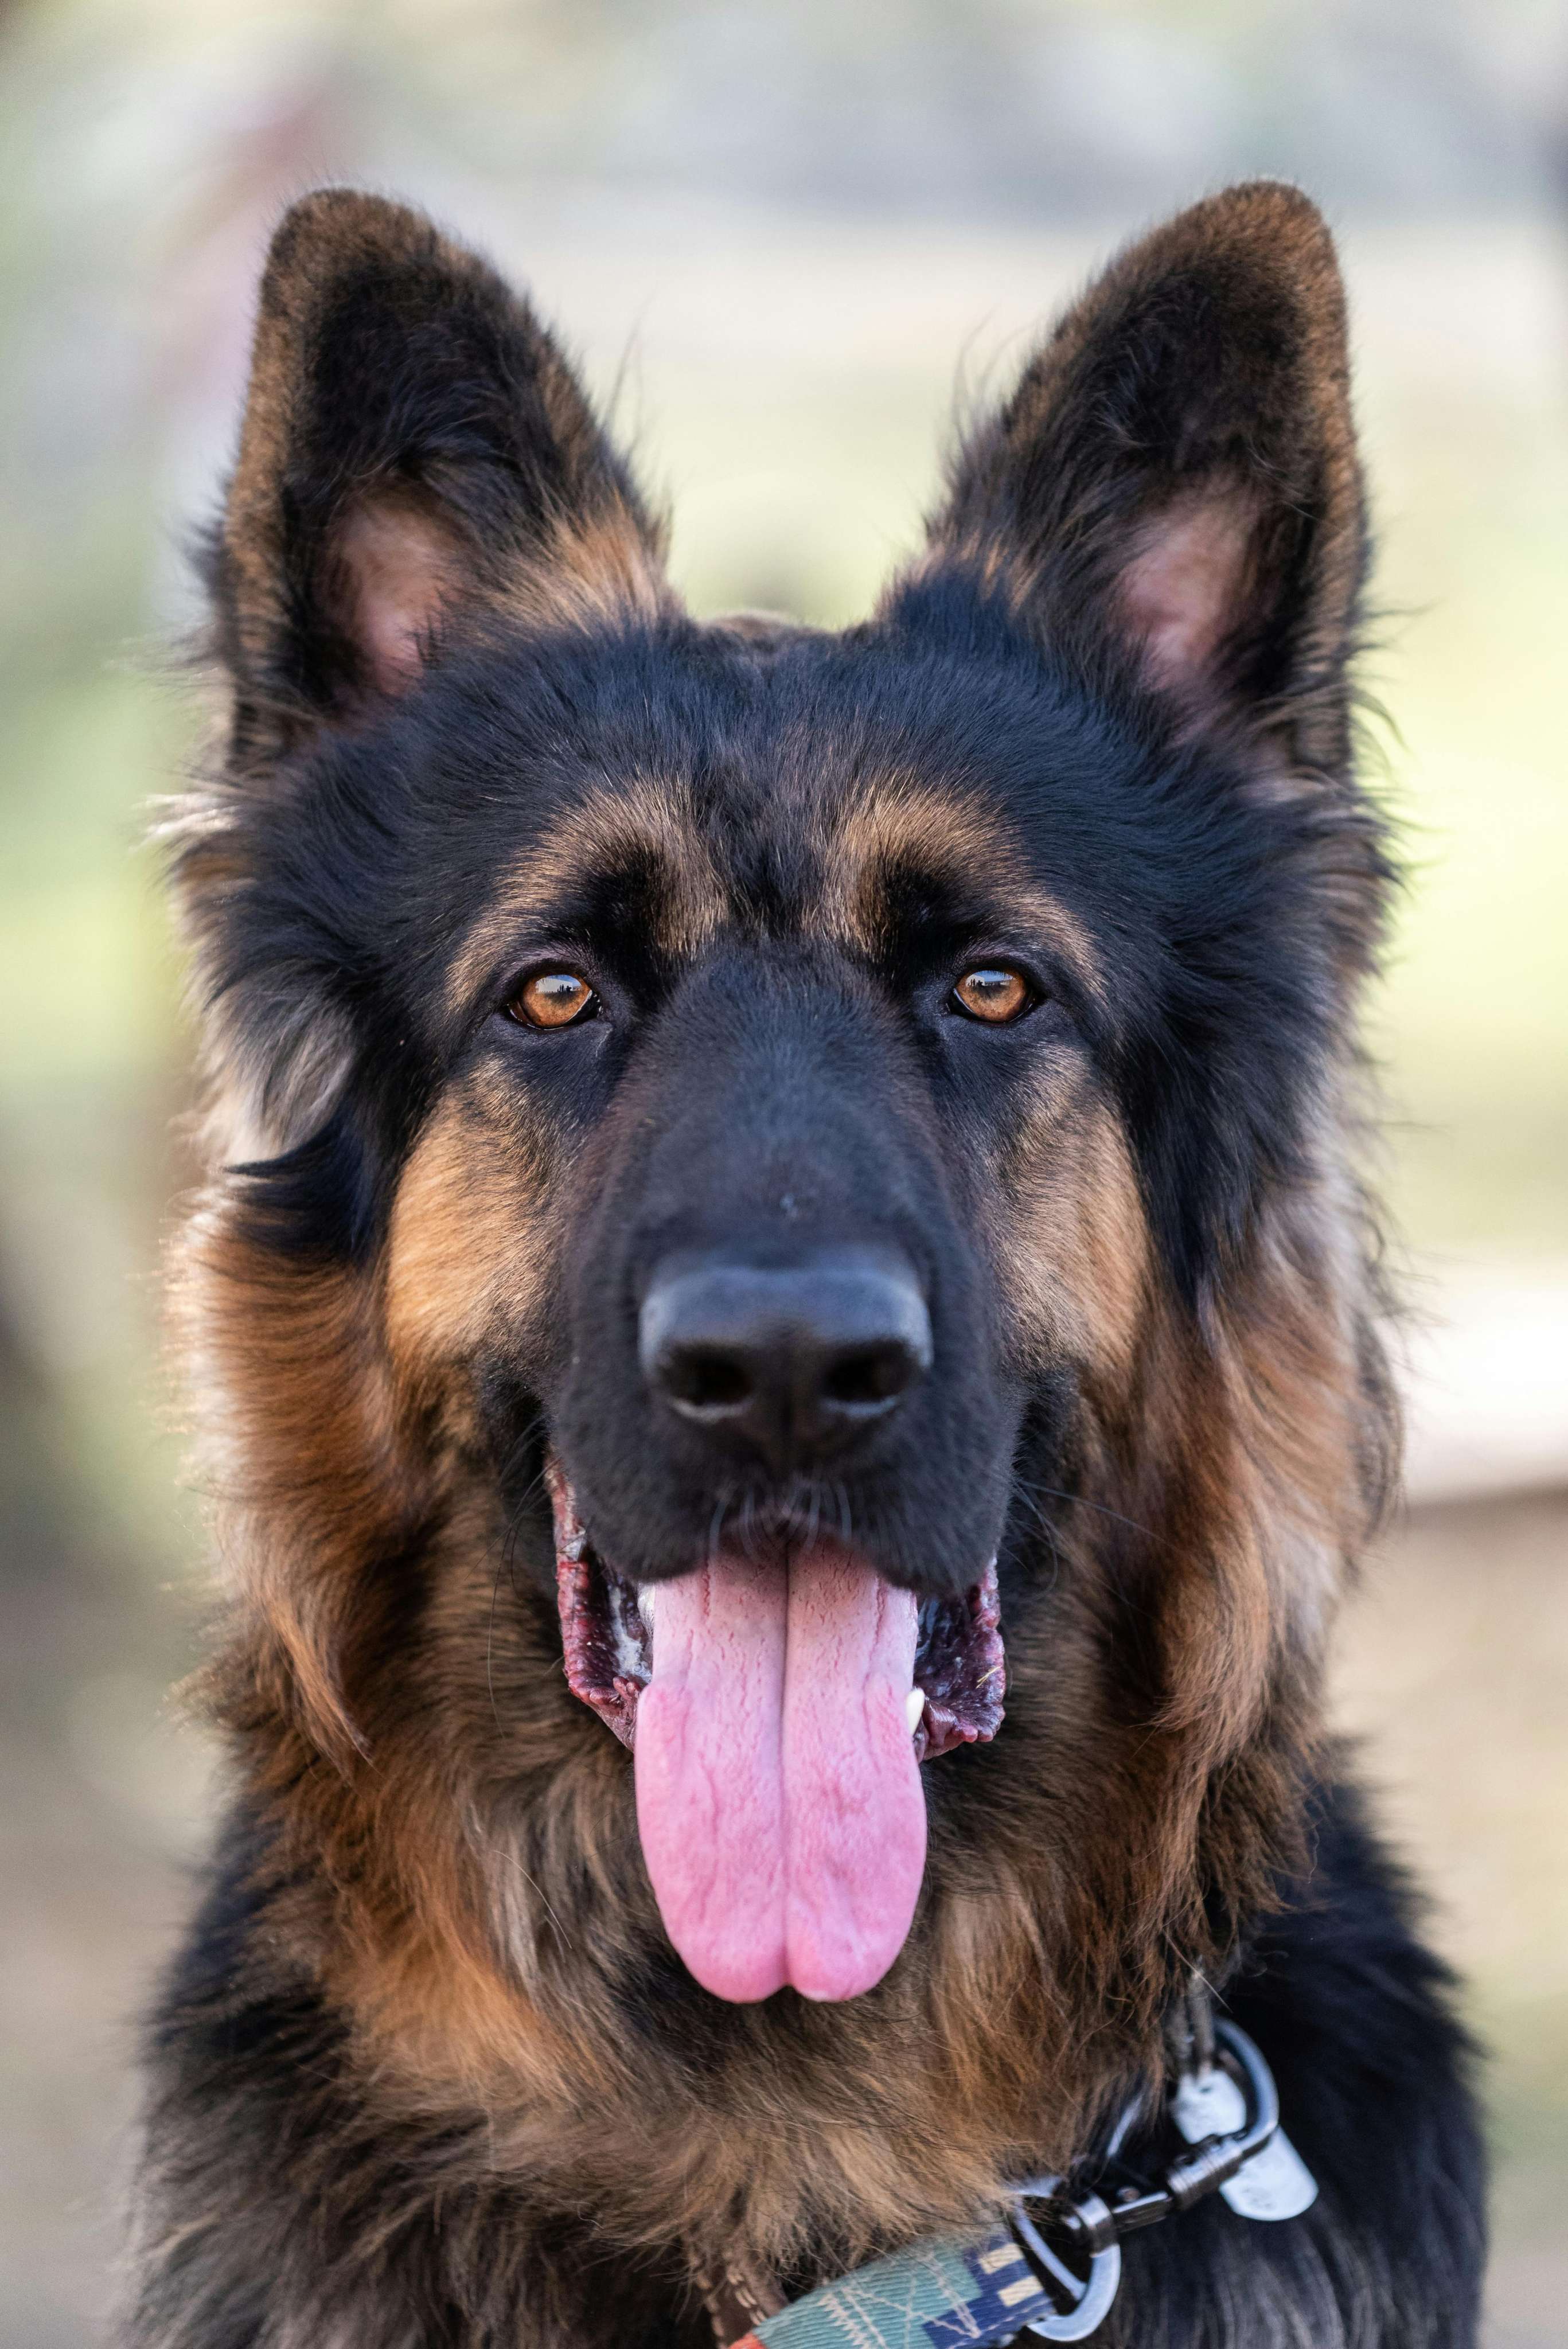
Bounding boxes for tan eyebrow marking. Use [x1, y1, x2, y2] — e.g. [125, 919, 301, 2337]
[446, 773, 727, 1014]
[816, 777, 1106, 1005]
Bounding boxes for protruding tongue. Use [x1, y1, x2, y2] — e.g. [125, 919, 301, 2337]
[633, 1547, 925, 2003]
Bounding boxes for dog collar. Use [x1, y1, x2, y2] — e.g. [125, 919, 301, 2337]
[720, 1985, 1317, 2348]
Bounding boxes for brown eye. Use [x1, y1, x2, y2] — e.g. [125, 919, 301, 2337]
[509, 970, 598, 1029]
[951, 965, 1032, 1024]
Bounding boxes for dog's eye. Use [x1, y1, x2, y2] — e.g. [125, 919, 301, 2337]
[508, 970, 599, 1029]
[951, 966, 1033, 1024]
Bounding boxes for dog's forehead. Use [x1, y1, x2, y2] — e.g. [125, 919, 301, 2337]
[445, 752, 1099, 1006]
[439, 641, 1106, 1005]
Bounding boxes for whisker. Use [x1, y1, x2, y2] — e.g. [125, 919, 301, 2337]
[1007, 1482, 1064, 1595]
[486, 1559, 506, 1737]
[738, 1484, 765, 1564]
[513, 1850, 572, 1953]
[706, 1486, 735, 1567]
[1012, 1479, 1166, 1551]
[486, 1413, 546, 1726]
[833, 1478, 853, 1551]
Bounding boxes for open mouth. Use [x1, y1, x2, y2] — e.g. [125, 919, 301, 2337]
[548, 1460, 1003, 2004]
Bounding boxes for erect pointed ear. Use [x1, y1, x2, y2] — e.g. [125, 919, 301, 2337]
[921, 182, 1364, 773]
[211, 189, 669, 766]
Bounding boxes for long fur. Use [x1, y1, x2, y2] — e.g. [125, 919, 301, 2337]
[128, 184, 1484, 2347]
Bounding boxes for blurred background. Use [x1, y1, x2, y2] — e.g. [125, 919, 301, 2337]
[1, 2, 1565, 2343]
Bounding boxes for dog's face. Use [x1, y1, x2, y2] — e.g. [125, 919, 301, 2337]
[178, 186, 1390, 2042]
[387, 667, 1047, 1605]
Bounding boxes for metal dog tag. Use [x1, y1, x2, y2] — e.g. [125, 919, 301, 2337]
[1172, 2065, 1318, 2222]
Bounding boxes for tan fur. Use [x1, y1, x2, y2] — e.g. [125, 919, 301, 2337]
[384, 1080, 557, 1400]
[172, 1203, 429, 1767]
[496, 508, 673, 638]
[993, 1072, 1149, 1388]
[447, 774, 728, 1017]
[819, 778, 1106, 1008]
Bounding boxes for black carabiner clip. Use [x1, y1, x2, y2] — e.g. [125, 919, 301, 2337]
[1005, 2089, 1142, 2341]
[1010, 2192, 1122, 2342]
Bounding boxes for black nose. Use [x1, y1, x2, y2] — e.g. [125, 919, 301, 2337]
[639, 1248, 933, 1472]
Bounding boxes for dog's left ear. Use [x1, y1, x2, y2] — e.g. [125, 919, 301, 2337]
[920, 182, 1363, 774]
[212, 189, 668, 767]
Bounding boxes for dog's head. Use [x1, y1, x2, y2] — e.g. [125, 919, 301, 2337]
[174, 186, 1391, 2045]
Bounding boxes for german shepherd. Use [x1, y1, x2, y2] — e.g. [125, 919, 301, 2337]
[130, 183, 1485, 2346]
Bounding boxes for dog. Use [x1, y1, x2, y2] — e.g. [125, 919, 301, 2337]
[128, 182, 1485, 2346]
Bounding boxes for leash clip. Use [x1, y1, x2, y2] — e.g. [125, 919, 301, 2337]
[1007, 2181, 1124, 2340]
[1004, 1992, 1313, 2342]
[1005, 2078, 1141, 2342]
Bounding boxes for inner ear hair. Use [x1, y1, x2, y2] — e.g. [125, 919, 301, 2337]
[330, 489, 474, 700]
[1117, 481, 1267, 704]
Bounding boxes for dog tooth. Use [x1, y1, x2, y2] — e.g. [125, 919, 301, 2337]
[904, 1688, 925, 1735]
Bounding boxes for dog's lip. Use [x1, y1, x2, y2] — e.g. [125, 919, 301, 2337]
[545, 1457, 1005, 1759]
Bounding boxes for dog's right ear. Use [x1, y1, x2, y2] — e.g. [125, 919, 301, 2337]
[211, 189, 668, 767]
[909, 182, 1364, 780]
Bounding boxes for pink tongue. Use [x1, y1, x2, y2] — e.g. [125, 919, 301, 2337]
[633, 1548, 925, 2003]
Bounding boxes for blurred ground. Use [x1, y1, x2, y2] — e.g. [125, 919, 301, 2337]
[1336, 1492, 1568, 2349]
[1, 5, 1565, 2344]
